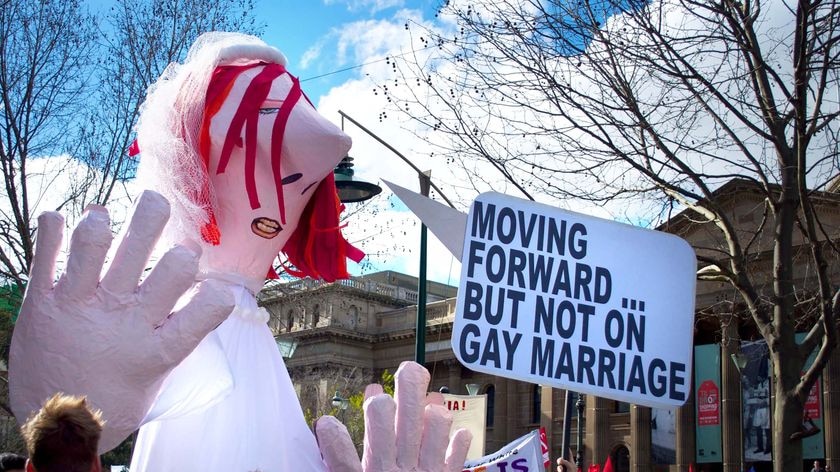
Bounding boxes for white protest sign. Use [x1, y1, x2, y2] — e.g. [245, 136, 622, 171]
[441, 393, 487, 459]
[453, 192, 696, 408]
[462, 429, 543, 472]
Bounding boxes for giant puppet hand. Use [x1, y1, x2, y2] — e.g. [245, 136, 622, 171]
[9, 191, 235, 453]
[316, 361, 472, 472]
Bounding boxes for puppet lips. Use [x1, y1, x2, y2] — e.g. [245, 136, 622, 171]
[251, 217, 282, 239]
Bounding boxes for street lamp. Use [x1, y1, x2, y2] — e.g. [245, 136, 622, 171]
[334, 155, 382, 203]
[334, 110, 456, 365]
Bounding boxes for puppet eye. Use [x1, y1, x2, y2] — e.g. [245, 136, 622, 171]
[302, 181, 318, 194]
[259, 108, 280, 115]
[280, 173, 302, 185]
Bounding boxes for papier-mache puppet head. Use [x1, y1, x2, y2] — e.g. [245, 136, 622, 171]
[135, 33, 362, 290]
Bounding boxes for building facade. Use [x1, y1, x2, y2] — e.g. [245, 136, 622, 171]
[260, 181, 840, 472]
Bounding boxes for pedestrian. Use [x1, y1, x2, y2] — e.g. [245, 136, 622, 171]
[0, 453, 26, 472]
[21, 393, 104, 472]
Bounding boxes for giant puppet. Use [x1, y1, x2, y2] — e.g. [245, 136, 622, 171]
[9, 32, 470, 471]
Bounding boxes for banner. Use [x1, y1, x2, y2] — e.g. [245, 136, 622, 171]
[453, 192, 697, 409]
[797, 333, 825, 459]
[694, 344, 722, 463]
[463, 429, 544, 472]
[651, 407, 676, 465]
[441, 393, 487, 459]
[741, 340, 770, 462]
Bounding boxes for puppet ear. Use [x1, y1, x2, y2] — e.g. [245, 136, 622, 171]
[281, 173, 363, 282]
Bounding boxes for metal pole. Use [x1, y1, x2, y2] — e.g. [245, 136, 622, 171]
[415, 171, 431, 365]
[337, 110, 456, 208]
[576, 393, 585, 470]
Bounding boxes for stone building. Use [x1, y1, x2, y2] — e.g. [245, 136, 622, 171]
[260, 179, 840, 472]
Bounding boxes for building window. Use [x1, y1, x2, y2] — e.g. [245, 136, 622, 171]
[312, 304, 321, 327]
[286, 309, 293, 333]
[614, 401, 630, 413]
[531, 385, 542, 424]
[612, 445, 630, 472]
[484, 384, 495, 427]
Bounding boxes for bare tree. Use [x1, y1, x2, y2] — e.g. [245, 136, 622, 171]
[387, 0, 840, 469]
[0, 0, 97, 292]
[78, 0, 262, 208]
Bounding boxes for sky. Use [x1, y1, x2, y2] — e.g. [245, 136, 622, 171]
[251, 0, 463, 285]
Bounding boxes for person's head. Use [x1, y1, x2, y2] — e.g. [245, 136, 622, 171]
[136, 32, 358, 288]
[21, 393, 104, 472]
[0, 452, 26, 472]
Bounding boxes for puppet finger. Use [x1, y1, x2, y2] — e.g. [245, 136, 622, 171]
[101, 191, 170, 294]
[417, 404, 453, 472]
[28, 212, 64, 291]
[138, 244, 200, 321]
[362, 394, 397, 472]
[425, 391, 444, 406]
[157, 278, 234, 363]
[394, 361, 430, 469]
[444, 428, 472, 472]
[315, 416, 362, 472]
[364, 383, 384, 401]
[56, 206, 112, 300]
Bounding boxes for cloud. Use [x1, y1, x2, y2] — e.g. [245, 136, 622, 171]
[299, 40, 325, 70]
[323, 0, 406, 14]
[0, 155, 138, 278]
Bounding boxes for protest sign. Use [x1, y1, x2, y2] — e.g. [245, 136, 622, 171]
[441, 393, 487, 459]
[453, 192, 696, 408]
[462, 429, 543, 472]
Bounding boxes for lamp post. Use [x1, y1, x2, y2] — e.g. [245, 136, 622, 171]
[331, 391, 348, 422]
[335, 110, 456, 365]
[576, 393, 585, 470]
[731, 350, 746, 471]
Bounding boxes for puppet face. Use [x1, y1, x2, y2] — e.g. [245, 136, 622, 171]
[202, 65, 351, 284]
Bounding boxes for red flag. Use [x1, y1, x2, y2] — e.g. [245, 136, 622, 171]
[689, 464, 695, 472]
[602, 456, 614, 472]
[539, 427, 550, 469]
[588, 465, 600, 472]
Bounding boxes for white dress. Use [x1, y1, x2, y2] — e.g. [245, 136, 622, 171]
[130, 285, 327, 471]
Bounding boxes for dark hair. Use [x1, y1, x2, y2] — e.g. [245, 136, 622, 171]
[0, 452, 27, 471]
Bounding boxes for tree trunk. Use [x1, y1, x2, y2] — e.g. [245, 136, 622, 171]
[773, 356, 805, 472]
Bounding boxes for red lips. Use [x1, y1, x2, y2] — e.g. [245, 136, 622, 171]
[251, 217, 281, 239]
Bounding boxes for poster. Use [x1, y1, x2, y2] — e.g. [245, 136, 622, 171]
[651, 407, 676, 465]
[797, 332, 825, 459]
[740, 340, 771, 462]
[694, 344, 722, 463]
[453, 192, 697, 408]
[462, 429, 544, 472]
[441, 393, 487, 459]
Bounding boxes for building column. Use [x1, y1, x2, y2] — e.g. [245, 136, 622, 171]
[823, 345, 840, 470]
[675, 382, 696, 471]
[586, 395, 611, 468]
[446, 360, 460, 394]
[541, 387, 560, 458]
[631, 405, 652, 472]
[506, 378, 518, 440]
[720, 317, 742, 472]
